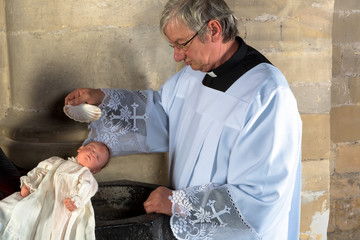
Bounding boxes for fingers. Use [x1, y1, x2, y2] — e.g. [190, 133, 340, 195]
[20, 185, 30, 197]
[64, 88, 87, 106]
[64, 89, 79, 105]
[64, 198, 77, 211]
[143, 186, 173, 216]
[64, 88, 105, 106]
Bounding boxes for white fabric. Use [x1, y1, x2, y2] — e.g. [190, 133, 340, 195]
[85, 63, 302, 240]
[0, 157, 97, 240]
[207, 71, 217, 77]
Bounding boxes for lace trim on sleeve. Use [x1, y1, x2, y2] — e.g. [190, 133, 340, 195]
[169, 183, 260, 240]
[84, 89, 151, 156]
[69, 195, 81, 208]
[19, 157, 61, 193]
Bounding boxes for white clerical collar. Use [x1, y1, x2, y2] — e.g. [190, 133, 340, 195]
[207, 71, 217, 77]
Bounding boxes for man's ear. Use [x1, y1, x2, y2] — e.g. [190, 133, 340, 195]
[208, 19, 222, 42]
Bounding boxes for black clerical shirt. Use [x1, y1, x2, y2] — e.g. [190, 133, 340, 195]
[202, 37, 272, 92]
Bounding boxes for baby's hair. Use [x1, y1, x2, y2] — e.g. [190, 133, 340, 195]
[100, 143, 111, 169]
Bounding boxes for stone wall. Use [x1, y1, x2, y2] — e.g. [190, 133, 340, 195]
[0, 0, 348, 239]
[329, 0, 360, 239]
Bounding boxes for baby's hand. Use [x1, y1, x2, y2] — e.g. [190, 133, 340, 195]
[20, 185, 30, 197]
[64, 198, 77, 211]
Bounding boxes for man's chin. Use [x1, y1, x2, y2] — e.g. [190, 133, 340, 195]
[190, 65, 204, 72]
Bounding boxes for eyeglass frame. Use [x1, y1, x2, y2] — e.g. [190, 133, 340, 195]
[169, 21, 209, 50]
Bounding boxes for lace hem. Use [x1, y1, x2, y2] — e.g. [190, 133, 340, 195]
[169, 183, 260, 240]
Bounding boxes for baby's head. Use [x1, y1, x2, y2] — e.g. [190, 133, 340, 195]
[76, 142, 110, 174]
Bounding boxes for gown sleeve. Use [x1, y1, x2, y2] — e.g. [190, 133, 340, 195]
[20, 157, 63, 193]
[169, 87, 302, 240]
[67, 170, 98, 208]
[84, 88, 169, 156]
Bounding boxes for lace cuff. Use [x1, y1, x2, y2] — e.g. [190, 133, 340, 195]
[68, 195, 81, 208]
[169, 183, 260, 240]
[20, 176, 37, 194]
[84, 89, 151, 156]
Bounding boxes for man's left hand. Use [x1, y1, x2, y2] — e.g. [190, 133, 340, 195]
[143, 186, 173, 216]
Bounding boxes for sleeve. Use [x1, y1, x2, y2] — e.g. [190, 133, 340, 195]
[170, 184, 260, 240]
[20, 157, 62, 193]
[84, 88, 169, 156]
[67, 171, 99, 209]
[169, 86, 302, 239]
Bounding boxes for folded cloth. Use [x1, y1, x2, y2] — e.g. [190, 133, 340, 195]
[0, 148, 22, 199]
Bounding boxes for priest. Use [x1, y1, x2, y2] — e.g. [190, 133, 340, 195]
[65, 0, 302, 239]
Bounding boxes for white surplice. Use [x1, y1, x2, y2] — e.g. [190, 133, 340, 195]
[85, 63, 302, 240]
[0, 157, 97, 240]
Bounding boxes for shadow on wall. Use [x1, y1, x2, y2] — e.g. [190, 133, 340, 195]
[1, 35, 149, 171]
[1, 64, 86, 170]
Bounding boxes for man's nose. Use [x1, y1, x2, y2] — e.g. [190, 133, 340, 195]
[174, 47, 185, 62]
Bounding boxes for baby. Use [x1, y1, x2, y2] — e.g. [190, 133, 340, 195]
[0, 141, 110, 240]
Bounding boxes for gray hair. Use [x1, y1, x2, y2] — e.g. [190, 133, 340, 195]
[160, 0, 238, 43]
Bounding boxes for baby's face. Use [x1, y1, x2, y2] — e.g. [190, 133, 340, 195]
[77, 142, 109, 173]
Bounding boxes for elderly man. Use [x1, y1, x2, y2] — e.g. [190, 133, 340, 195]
[65, 0, 302, 239]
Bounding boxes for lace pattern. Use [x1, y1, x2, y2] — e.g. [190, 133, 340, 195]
[69, 195, 81, 208]
[170, 183, 260, 240]
[84, 89, 151, 156]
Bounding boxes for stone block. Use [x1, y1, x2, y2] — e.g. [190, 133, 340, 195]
[302, 160, 330, 193]
[300, 194, 329, 239]
[0, 32, 9, 120]
[349, 76, 360, 104]
[0, 68, 9, 120]
[0, 32, 6, 69]
[331, 106, 360, 143]
[301, 159, 330, 238]
[331, 173, 360, 200]
[5, 0, 166, 32]
[341, 46, 360, 76]
[332, 45, 342, 78]
[232, 0, 287, 19]
[335, 198, 360, 231]
[291, 82, 331, 114]
[301, 114, 330, 160]
[95, 153, 168, 185]
[335, 143, 360, 174]
[0, 0, 5, 31]
[242, 20, 282, 42]
[266, 50, 332, 84]
[328, 229, 360, 240]
[283, 8, 332, 41]
[331, 76, 351, 106]
[328, 200, 336, 233]
[301, 158, 330, 238]
[335, 0, 360, 10]
[333, 12, 360, 43]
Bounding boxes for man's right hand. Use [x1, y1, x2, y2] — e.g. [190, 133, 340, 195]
[64, 88, 105, 106]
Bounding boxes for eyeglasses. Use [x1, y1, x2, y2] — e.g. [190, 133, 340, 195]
[169, 22, 208, 51]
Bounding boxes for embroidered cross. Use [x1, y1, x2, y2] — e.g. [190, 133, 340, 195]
[191, 199, 231, 227]
[207, 200, 231, 227]
[130, 103, 148, 132]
